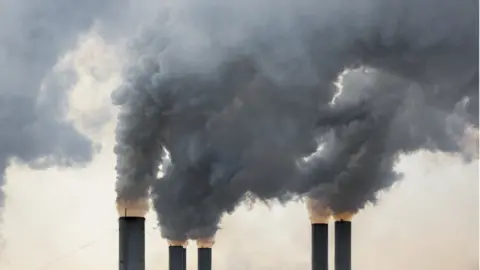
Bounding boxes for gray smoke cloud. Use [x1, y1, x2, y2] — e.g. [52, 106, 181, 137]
[0, 0, 167, 208]
[0, 0, 147, 244]
[308, 68, 476, 213]
[112, 0, 478, 240]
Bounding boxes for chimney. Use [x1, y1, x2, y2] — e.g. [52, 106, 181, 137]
[311, 223, 328, 270]
[306, 198, 330, 270]
[117, 199, 148, 270]
[119, 217, 146, 270]
[169, 241, 187, 270]
[334, 213, 353, 270]
[197, 239, 214, 270]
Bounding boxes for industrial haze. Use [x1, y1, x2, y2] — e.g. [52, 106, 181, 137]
[0, 149, 478, 269]
[0, 0, 477, 268]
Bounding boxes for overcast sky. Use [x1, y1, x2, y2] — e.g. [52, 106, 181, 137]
[0, 28, 477, 270]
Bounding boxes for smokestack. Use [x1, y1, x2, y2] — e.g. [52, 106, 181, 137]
[117, 199, 148, 270]
[197, 239, 214, 270]
[169, 241, 187, 270]
[306, 198, 330, 270]
[334, 213, 353, 270]
[311, 223, 328, 270]
[119, 217, 145, 270]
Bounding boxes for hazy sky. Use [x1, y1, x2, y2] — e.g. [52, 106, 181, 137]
[0, 26, 478, 270]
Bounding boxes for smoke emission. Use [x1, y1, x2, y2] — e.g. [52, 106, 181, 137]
[112, 0, 478, 241]
[306, 198, 331, 224]
[117, 198, 149, 217]
[197, 238, 215, 249]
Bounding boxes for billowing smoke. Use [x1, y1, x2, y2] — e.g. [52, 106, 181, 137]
[2, 0, 166, 224]
[306, 198, 331, 224]
[113, 0, 478, 241]
[308, 68, 477, 215]
[0, 0, 128, 243]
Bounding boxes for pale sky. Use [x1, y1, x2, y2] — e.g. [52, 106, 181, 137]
[0, 28, 478, 270]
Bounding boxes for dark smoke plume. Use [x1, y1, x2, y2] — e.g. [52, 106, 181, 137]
[308, 68, 477, 214]
[113, 0, 478, 241]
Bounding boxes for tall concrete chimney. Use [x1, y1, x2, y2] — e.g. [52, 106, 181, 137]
[334, 213, 353, 270]
[197, 239, 214, 270]
[119, 217, 146, 270]
[169, 241, 187, 270]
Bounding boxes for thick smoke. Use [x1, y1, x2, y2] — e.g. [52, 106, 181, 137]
[0, 0, 143, 244]
[0, 0, 165, 183]
[308, 68, 477, 214]
[113, 0, 478, 240]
